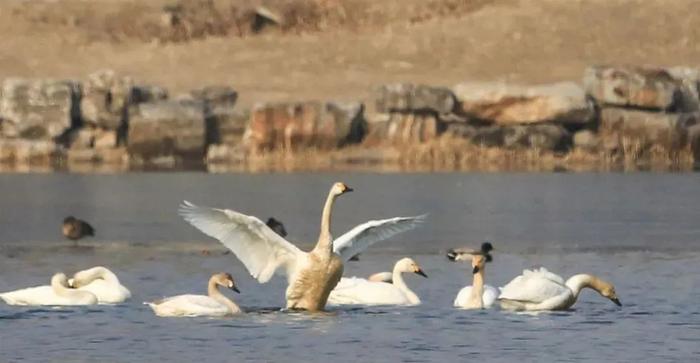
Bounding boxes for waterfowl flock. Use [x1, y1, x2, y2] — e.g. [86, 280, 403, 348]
[0, 181, 622, 317]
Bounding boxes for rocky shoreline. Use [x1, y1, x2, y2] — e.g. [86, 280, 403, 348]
[1, 65, 699, 172]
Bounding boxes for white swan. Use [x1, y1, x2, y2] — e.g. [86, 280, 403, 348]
[146, 272, 242, 317]
[0, 273, 98, 306]
[179, 182, 424, 312]
[328, 257, 427, 306]
[498, 267, 622, 311]
[447, 243, 499, 309]
[68, 266, 131, 304]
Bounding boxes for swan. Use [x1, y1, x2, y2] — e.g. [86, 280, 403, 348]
[328, 257, 427, 306]
[447, 244, 499, 309]
[62, 216, 95, 244]
[498, 267, 622, 311]
[146, 272, 242, 317]
[67, 266, 131, 304]
[179, 182, 424, 312]
[0, 273, 97, 306]
[265, 217, 287, 237]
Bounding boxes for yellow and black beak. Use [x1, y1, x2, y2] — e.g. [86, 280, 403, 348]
[472, 266, 480, 274]
[415, 268, 428, 278]
[611, 297, 621, 306]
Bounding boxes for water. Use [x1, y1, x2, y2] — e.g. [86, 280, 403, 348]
[1, 172, 699, 362]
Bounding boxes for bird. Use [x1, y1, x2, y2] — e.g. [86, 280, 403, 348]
[62, 216, 95, 245]
[0, 273, 97, 306]
[145, 272, 242, 317]
[447, 245, 499, 309]
[67, 266, 131, 304]
[328, 257, 428, 306]
[498, 267, 622, 311]
[179, 182, 425, 312]
[265, 217, 287, 237]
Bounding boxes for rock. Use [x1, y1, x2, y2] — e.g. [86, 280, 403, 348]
[190, 86, 237, 109]
[688, 124, 700, 164]
[502, 124, 570, 150]
[68, 128, 119, 149]
[366, 113, 442, 145]
[667, 67, 700, 112]
[80, 70, 133, 130]
[452, 81, 595, 125]
[599, 107, 700, 154]
[445, 124, 504, 147]
[573, 130, 600, 152]
[0, 139, 62, 163]
[128, 100, 206, 161]
[583, 65, 682, 111]
[375, 84, 455, 114]
[131, 85, 168, 104]
[206, 144, 246, 164]
[0, 78, 80, 139]
[206, 108, 249, 146]
[66, 147, 128, 164]
[244, 101, 366, 151]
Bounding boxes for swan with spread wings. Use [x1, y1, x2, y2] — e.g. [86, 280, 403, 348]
[179, 182, 424, 312]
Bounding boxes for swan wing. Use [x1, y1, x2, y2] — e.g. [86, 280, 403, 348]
[483, 285, 499, 308]
[498, 268, 568, 303]
[367, 272, 393, 283]
[148, 295, 228, 316]
[332, 215, 426, 262]
[179, 201, 304, 283]
[0, 286, 56, 306]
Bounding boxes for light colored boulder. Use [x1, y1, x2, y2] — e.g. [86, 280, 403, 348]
[573, 130, 600, 152]
[375, 84, 455, 114]
[502, 124, 570, 150]
[667, 67, 700, 112]
[128, 100, 206, 161]
[365, 113, 441, 145]
[452, 81, 594, 125]
[0, 139, 61, 163]
[80, 70, 133, 130]
[583, 66, 681, 111]
[0, 78, 80, 139]
[244, 101, 365, 151]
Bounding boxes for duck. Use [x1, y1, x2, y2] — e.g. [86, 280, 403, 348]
[0, 273, 98, 306]
[447, 244, 499, 309]
[62, 216, 95, 244]
[498, 267, 622, 311]
[146, 272, 241, 317]
[327, 257, 428, 306]
[68, 266, 131, 304]
[179, 182, 424, 312]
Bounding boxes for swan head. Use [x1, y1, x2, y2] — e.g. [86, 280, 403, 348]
[471, 254, 488, 274]
[214, 272, 240, 293]
[331, 182, 353, 196]
[397, 257, 428, 278]
[63, 216, 77, 225]
[597, 281, 621, 307]
[266, 217, 288, 237]
[51, 273, 70, 288]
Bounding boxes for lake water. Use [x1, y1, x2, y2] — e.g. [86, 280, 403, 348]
[1, 172, 699, 362]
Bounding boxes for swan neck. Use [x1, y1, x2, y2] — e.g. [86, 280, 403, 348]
[315, 188, 337, 252]
[208, 279, 241, 314]
[392, 266, 420, 305]
[78, 267, 118, 286]
[51, 276, 73, 297]
[565, 274, 600, 298]
[469, 268, 485, 308]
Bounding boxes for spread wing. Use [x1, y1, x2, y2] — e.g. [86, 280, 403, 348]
[498, 268, 568, 303]
[179, 201, 304, 283]
[332, 215, 426, 262]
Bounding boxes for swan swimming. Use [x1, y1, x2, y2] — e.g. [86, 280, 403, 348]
[0, 273, 98, 306]
[68, 266, 131, 304]
[447, 243, 499, 309]
[328, 257, 427, 306]
[146, 272, 242, 317]
[498, 267, 622, 311]
[180, 182, 425, 312]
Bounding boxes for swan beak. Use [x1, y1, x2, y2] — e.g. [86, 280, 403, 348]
[231, 285, 240, 294]
[344, 186, 353, 193]
[611, 297, 621, 306]
[472, 266, 480, 274]
[415, 269, 428, 278]
[446, 250, 457, 261]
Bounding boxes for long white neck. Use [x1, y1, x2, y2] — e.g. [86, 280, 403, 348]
[75, 267, 120, 287]
[314, 188, 338, 253]
[208, 279, 241, 314]
[392, 264, 420, 305]
[51, 275, 76, 298]
[468, 268, 485, 309]
[565, 274, 597, 299]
